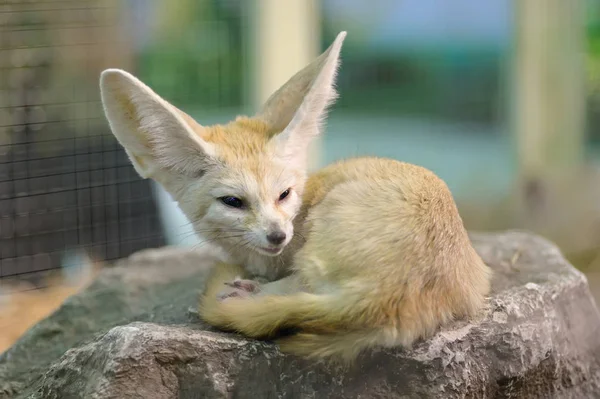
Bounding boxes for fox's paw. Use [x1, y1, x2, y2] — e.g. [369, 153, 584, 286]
[217, 277, 261, 301]
[225, 277, 261, 293]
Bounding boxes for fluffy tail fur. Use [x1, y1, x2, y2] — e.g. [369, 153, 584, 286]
[199, 263, 390, 363]
[199, 272, 378, 362]
[276, 329, 384, 362]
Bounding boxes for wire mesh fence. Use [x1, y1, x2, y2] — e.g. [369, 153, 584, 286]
[0, 0, 167, 285]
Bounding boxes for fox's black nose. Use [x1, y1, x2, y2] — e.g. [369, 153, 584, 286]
[266, 231, 286, 245]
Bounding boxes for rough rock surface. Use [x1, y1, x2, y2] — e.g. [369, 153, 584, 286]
[1, 232, 600, 398]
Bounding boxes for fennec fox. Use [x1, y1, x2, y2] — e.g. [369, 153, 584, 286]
[99, 32, 491, 362]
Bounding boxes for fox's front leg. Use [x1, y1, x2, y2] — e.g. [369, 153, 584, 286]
[220, 274, 305, 300]
[199, 262, 247, 318]
[198, 261, 259, 329]
[217, 273, 306, 301]
[199, 269, 306, 330]
[199, 263, 270, 324]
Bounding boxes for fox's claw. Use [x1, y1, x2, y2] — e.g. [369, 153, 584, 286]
[217, 277, 261, 301]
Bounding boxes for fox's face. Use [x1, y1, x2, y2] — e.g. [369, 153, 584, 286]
[99, 32, 346, 259]
[193, 161, 303, 256]
[176, 119, 307, 257]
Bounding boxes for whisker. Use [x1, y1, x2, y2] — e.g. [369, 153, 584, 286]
[294, 231, 307, 241]
[186, 232, 249, 249]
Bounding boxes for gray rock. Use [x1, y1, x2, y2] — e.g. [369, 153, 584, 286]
[3, 232, 600, 398]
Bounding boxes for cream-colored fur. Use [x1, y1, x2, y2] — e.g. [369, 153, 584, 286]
[99, 31, 491, 363]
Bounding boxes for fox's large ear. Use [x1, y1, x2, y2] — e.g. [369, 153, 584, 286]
[257, 32, 347, 165]
[100, 69, 216, 179]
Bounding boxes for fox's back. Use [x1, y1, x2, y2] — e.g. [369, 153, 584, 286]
[302, 157, 453, 209]
[300, 157, 467, 267]
[296, 156, 489, 325]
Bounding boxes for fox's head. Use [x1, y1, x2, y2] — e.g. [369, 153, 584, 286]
[99, 32, 346, 259]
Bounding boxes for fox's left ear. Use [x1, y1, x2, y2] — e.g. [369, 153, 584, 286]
[257, 32, 347, 166]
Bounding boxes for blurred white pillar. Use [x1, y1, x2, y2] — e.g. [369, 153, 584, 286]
[152, 181, 198, 247]
[247, 0, 323, 170]
[512, 0, 585, 181]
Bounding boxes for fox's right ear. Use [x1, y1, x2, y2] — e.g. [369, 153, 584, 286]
[99, 69, 216, 179]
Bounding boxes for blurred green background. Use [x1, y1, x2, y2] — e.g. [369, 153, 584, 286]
[127, 0, 600, 297]
[129, 0, 600, 197]
[2, 0, 600, 299]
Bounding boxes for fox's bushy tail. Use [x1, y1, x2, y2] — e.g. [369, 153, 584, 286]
[276, 329, 385, 362]
[199, 285, 383, 362]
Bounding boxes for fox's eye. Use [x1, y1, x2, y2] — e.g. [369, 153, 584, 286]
[220, 196, 244, 209]
[278, 188, 291, 202]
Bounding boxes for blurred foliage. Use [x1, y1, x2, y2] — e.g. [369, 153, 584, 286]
[586, 0, 600, 142]
[331, 50, 503, 124]
[136, 0, 244, 109]
[587, 0, 600, 82]
[134, 0, 506, 123]
[132, 0, 600, 134]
